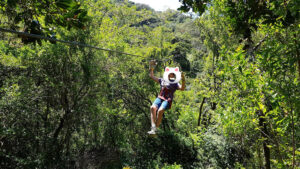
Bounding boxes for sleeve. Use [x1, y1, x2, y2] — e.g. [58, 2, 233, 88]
[177, 83, 181, 90]
[158, 78, 162, 84]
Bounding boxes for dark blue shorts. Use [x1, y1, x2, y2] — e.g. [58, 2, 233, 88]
[152, 98, 169, 110]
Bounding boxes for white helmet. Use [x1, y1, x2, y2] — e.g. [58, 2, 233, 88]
[163, 67, 181, 84]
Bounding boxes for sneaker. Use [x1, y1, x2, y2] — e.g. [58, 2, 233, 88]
[147, 127, 156, 135]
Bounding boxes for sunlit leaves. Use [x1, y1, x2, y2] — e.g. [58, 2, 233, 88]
[56, 0, 78, 10]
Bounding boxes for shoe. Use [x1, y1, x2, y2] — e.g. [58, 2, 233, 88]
[147, 127, 156, 135]
[147, 130, 156, 135]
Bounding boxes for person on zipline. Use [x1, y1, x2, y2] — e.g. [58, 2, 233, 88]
[148, 60, 185, 135]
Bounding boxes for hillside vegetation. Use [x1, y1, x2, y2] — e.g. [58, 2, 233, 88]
[0, 0, 299, 168]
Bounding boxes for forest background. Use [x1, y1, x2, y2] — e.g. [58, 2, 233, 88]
[0, 0, 299, 168]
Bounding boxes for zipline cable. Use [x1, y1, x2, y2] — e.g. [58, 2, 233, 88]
[0, 27, 142, 57]
[0, 27, 178, 66]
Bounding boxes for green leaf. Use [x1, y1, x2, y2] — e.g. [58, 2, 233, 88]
[238, 66, 242, 74]
[56, 0, 77, 10]
[266, 145, 272, 148]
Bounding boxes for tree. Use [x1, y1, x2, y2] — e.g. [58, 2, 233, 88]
[0, 0, 89, 44]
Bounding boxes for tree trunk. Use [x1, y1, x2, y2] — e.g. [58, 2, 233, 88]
[294, 33, 300, 80]
[257, 144, 263, 169]
[197, 97, 206, 126]
[53, 89, 70, 140]
[257, 110, 271, 169]
[291, 108, 296, 168]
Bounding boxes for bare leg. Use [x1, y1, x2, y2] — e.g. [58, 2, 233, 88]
[155, 108, 165, 128]
[150, 105, 158, 127]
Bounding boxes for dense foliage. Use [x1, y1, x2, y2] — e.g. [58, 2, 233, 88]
[0, 0, 299, 168]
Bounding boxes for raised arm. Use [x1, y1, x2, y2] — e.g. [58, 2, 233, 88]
[149, 60, 159, 83]
[178, 72, 185, 91]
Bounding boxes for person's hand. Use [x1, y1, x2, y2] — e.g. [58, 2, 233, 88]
[149, 60, 157, 69]
[181, 72, 185, 80]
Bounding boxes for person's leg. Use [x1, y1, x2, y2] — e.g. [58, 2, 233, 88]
[150, 105, 158, 128]
[148, 98, 162, 134]
[155, 100, 169, 128]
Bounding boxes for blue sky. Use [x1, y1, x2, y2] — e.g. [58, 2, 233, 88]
[129, 0, 182, 11]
